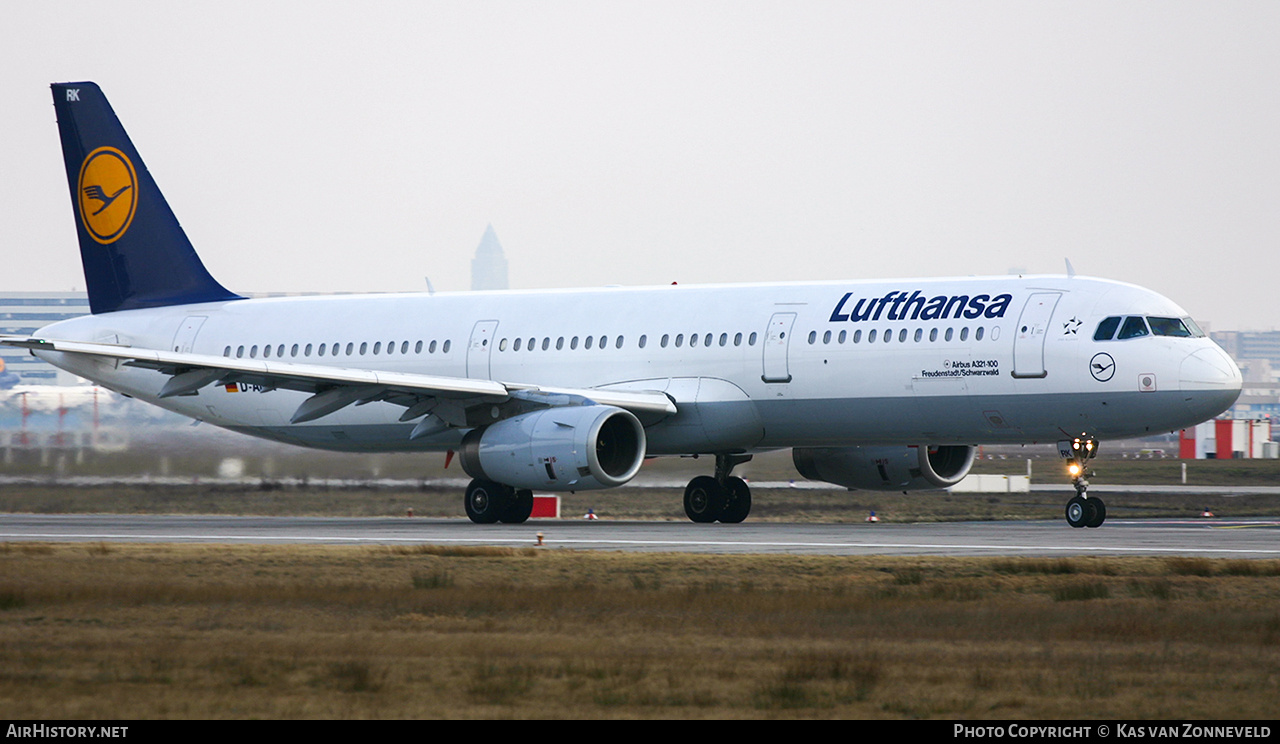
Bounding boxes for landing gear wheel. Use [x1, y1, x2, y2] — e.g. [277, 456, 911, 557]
[684, 475, 726, 523]
[1065, 495, 1097, 529]
[1059, 436, 1105, 528]
[1085, 497, 1106, 528]
[465, 479, 510, 524]
[719, 476, 752, 524]
[500, 489, 535, 524]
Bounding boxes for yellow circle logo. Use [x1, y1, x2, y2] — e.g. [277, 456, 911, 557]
[77, 147, 138, 244]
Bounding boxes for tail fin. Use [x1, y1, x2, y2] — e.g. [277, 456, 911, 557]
[52, 82, 243, 314]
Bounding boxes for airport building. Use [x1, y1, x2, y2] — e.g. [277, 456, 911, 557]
[0, 292, 91, 386]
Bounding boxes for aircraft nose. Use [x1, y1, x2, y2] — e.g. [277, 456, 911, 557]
[1179, 346, 1242, 419]
[1180, 347, 1241, 389]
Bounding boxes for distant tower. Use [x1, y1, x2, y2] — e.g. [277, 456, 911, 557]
[471, 224, 509, 291]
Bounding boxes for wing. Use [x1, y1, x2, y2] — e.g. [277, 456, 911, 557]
[0, 335, 676, 435]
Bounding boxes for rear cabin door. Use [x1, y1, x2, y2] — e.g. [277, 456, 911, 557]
[171, 316, 207, 353]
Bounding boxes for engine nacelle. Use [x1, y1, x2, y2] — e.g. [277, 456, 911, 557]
[459, 405, 646, 491]
[792, 444, 976, 492]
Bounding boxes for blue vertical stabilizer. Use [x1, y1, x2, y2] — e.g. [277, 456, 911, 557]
[52, 82, 243, 314]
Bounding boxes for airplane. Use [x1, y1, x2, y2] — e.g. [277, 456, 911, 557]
[1, 82, 1242, 528]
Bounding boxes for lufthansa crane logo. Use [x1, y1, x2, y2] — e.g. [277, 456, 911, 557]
[77, 147, 137, 244]
[1089, 352, 1116, 382]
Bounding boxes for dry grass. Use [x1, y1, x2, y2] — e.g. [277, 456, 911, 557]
[0, 543, 1277, 719]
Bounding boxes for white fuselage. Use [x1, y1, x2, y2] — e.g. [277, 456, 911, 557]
[34, 274, 1242, 454]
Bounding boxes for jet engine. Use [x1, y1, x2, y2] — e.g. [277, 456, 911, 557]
[792, 444, 976, 491]
[459, 405, 646, 491]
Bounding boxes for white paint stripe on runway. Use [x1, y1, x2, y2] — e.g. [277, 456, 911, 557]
[4, 532, 1279, 555]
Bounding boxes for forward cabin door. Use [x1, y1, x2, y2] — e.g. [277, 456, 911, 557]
[1012, 293, 1061, 378]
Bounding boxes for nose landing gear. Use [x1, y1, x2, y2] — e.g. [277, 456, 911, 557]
[1059, 437, 1105, 528]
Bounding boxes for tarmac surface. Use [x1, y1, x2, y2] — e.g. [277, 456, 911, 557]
[3, 513, 1278, 557]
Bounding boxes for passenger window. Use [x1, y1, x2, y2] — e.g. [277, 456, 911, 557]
[975, 327, 984, 341]
[945, 328, 954, 342]
[852, 330, 861, 343]
[691, 334, 699, 348]
[616, 336, 624, 349]
[676, 334, 684, 348]
[748, 332, 757, 345]
[305, 343, 312, 357]
[373, 342, 381, 355]
[868, 329, 878, 343]
[823, 330, 831, 344]
[499, 338, 507, 352]
[571, 336, 579, 350]
[1094, 316, 1121, 341]
[585, 336, 594, 350]
[704, 333, 712, 347]
[638, 335, 646, 349]
[541, 338, 550, 351]
[913, 329, 922, 342]
[719, 333, 728, 347]
[601, 336, 610, 349]
[414, 341, 422, 353]
[929, 328, 938, 342]
[223, 346, 231, 357]
[808, 331, 817, 344]
[360, 342, 368, 355]
[1118, 316, 1149, 340]
[960, 327, 969, 342]
[513, 338, 522, 352]
[556, 337, 564, 350]
[837, 330, 846, 344]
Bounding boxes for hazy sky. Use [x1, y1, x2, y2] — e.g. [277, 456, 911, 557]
[3, 2, 1277, 331]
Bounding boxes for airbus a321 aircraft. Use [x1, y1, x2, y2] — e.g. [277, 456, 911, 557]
[2, 83, 1242, 528]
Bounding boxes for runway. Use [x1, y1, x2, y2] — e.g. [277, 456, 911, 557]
[3, 513, 1278, 557]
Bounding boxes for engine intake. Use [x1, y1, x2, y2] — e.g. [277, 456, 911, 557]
[460, 405, 646, 491]
[792, 444, 976, 491]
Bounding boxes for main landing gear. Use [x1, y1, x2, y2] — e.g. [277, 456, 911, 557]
[1059, 437, 1105, 528]
[464, 479, 534, 524]
[683, 454, 753, 523]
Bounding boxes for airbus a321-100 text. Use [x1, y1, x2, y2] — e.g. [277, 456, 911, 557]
[2, 83, 1243, 527]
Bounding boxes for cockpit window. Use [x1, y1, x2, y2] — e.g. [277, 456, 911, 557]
[1097, 315, 1205, 341]
[1148, 316, 1193, 337]
[1180, 317, 1206, 338]
[1094, 316, 1121, 341]
[1117, 316, 1150, 340]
